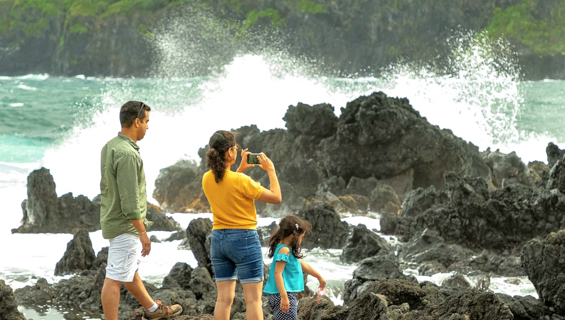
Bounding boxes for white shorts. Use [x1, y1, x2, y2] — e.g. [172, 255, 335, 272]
[106, 233, 141, 282]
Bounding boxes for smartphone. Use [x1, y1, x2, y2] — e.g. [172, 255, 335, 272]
[247, 153, 261, 165]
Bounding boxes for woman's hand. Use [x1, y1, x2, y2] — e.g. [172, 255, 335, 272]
[237, 148, 255, 172]
[258, 153, 275, 172]
[280, 295, 290, 312]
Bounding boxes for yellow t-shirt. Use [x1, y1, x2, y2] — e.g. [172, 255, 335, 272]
[202, 170, 264, 230]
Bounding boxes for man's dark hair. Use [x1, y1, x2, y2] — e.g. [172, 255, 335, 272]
[120, 101, 151, 128]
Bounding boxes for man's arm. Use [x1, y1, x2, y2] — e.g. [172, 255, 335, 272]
[115, 153, 151, 256]
[130, 219, 151, 257]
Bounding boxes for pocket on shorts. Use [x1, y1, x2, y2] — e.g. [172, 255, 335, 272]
[210, 235, 222, 261]
[225, 236, 249, 262]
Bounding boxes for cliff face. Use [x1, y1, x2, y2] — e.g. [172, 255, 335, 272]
[0, 0, 564, 79]
[0, 11, 157, 77]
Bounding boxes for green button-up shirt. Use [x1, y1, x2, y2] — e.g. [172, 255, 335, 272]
[100, 133, 153, 239]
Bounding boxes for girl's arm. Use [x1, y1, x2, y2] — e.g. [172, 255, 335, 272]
[274, 246, 291, 312]
[300, 259, 326, 289]
[274, 260, 290, 312]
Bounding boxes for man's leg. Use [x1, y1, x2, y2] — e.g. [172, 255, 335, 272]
[101, 278, 123, 320]
[241, 282, 263, 320]
[214, 280, 236, 320]
[123, 271, 155, 309]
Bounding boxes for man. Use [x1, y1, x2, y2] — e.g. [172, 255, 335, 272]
[100, 101, 183, 320]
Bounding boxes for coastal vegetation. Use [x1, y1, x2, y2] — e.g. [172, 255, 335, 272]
[0, 0, 564, 78]
[486, 0, 565, 56]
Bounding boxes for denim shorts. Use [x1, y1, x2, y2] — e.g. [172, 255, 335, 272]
[210, 229, 264, 283]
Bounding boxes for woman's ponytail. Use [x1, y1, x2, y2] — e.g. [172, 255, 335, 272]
[206, 130, 236, 183]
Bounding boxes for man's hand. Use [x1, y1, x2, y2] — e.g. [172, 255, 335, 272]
[140, 232, 151, 257]
[280, 295, 290, 312]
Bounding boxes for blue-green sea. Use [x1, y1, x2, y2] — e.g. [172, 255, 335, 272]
[0, 53, 563, 319]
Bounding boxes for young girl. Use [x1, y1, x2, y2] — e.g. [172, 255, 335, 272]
[263, 215, 327, 319]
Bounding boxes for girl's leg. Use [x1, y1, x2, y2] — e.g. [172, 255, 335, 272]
[214, 280, 236, 320]
[242, 282, 264, 320]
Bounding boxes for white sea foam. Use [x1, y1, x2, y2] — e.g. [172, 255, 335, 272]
[0, 31, 552, 319]
[16, 84, 38, 91]
[40, 55, 378, 200]
[17, 74, 50, 81]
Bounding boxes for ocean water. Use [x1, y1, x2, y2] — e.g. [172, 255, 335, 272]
[0, 46, 562, 319]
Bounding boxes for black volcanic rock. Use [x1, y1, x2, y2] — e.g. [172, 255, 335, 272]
[12, 168, 100, 233]
[398, 229, 472, 275]
[522, 229, 565, 314]
[189, 267, 216, 301]
[424, 289, 514, 320]
[547, 142, 565, 170]
[299, 204, 349, 249]
[547, 154, 565, 194]
[341, 224, 391, 263]
[186, 218, 213, 276]
[482, 148, 536, 188]
[55, 229, 96, 276]
[153, 160, 209, 213]
[351, 252, 414, 283]
[13, 278, 56, 309]
[321, 92, 490, 190]
[152, 92, 495, 217]
[0, 280, 26, 320]
[146, 204, 182, 231]
[385, 171, 565, 253]
[162, 262, 193, 290]
[369, 184, 401, 214]
[283, 102, 337, 138]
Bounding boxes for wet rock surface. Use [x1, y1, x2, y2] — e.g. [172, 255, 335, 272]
[383, 169, 565, 252]
[522, 229, 565, 314]
[299, 204, 349, 249]
[0, 280, 26, 320]
[153, 160, 209, 213]
[12, 167, 100, 233]
[341, 224, 391, 263]
[54, 228, 96, 276]
[186, 218, 213, 276]
[146, 204, 182, 231]
[152, 92, 493, 216]
[482, 148, 536, 188]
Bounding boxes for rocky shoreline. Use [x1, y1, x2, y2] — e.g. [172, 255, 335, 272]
[5, 91, 565, 319]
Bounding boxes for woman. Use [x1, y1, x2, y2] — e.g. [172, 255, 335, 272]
[202, 130, 282, 320]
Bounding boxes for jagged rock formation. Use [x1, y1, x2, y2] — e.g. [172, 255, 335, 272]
[186, 218, 213, 276]
[0, 280, 26, 320]
[522, 229, 565, 314]
[299, 204, 349, 250]
[12, 167, 100, 233]
[54, 229, 96, 276]
[154, 92, 494, 217]
[341, 224, 391, 263]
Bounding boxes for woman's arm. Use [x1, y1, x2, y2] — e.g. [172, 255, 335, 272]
[300, 259, 326, 289]
[257, 153, 282, 204]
